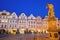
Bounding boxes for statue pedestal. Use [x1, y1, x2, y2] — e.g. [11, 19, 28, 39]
[48, 32, 59, 40]
[47, 16, 59, 40]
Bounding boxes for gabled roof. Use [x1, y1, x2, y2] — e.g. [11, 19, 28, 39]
[0, 10, 10, 15]
[11, 12, 18, 18]
[11, 12, 17, 16]
[36, 16, 42, 19]
[28, 14, 36, 19]
[19, 13, 27, 19]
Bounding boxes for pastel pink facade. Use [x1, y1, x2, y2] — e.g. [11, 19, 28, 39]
[36, 16, 43, 31]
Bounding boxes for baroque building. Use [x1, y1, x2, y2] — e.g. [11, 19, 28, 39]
[36, 16, 43, 32]
[0, 10, 59, 32]
[28, 14, 36, 31]
[42, 16, 48, 32]
[18, 13, 28, 30]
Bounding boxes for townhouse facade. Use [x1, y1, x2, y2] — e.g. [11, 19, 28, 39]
[0, 10, 59, 32]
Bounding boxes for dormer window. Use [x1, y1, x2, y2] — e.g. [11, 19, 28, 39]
[11, 12, 17, 18]
[22, 14, 24, 16]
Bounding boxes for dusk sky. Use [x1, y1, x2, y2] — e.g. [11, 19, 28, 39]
[0, 0, 60, 19]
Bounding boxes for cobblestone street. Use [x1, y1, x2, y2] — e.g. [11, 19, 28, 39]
[0, 34, 50, 40]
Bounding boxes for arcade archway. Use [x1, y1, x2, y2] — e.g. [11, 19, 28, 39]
[0, 29, 6, 34]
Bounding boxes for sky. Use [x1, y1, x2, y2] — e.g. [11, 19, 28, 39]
[0, 0, 60, 19]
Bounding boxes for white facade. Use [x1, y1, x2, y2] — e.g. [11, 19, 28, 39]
[0, 10, 59, 31]
[18, 13, 28, 29]
[28, 14, 36, 30]
[8, 12, 18, 30]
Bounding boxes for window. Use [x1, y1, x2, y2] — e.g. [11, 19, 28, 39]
[13, 20, 14, 23]
[2, 16, 6, 18]
[34, 22, 35, 24]
[15, 20, 17, 23]
[37, 22, 41, 24]
[15, 25, 16, 27]
[29, 21, 30, 24]
[22, 14, 24, 16]
[5, 25, 6, 28]
[13, 16, 15, 18]
[12, 27, 14, 29]
[0, 16, 1, 18]
[2, 16, 3, 18]
[31, 25, 33, 28]
[29, 25, 30, 26]
[19, 21, 21, 23]
[31, 21, 33, 23]
[5, 16, 7, 18]
[10, 20, 12, 23]
[31, 17, 33, 20]
[34, 25, 35, 28]
[1, 25, 3, 28]
[23, 17, 25, 19]
[2, 13, 6, 15]
[0, 20, 1, 23]
[10, 25, 11, 27]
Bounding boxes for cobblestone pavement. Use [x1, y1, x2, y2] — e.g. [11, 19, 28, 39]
[0, 34, 50, 40]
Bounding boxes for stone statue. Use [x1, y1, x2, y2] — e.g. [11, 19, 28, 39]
[46, 4, 59, 40]
[47, 4, 54, 17]
[47, 4, 57, 31]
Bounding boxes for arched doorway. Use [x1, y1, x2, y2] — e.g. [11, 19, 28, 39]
[0, 29, 6, 34]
